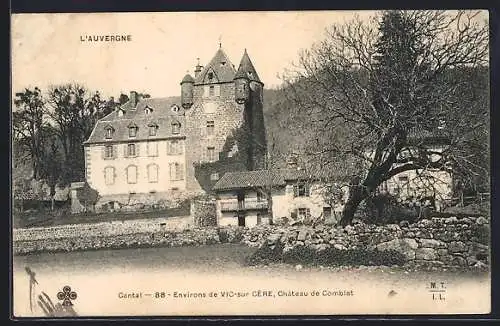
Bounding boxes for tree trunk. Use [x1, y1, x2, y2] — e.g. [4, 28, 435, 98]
[340, 187, 367, 226]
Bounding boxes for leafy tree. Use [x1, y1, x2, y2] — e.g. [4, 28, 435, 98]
[283, 10, 488, 225]
[13, 87, 48, 179]
[47, 84, 112, 184]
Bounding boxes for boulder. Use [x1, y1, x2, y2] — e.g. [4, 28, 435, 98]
[297, 229, 308, 241]
[419, 239, 446, 249]
[334, 243, 347, 250]
[476, 216, 488, 225]
[415, 248, 437, 260]
[376, 238, 418, 260]
[448, 241, 467, 253]
[399, 220, 410, 228]
[267, 233, 282, 245]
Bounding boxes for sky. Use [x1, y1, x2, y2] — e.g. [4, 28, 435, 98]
[11, 11, 378, 99]
[11, 10, 487, 100]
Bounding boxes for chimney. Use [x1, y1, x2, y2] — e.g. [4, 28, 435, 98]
[129, 91, 140, 108]
[194, 58, 203, 78]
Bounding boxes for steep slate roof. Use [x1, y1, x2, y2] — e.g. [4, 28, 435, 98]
[235, 49, 262, 83]
[194, 48, 237, 85]
[85, 96, 185, 144]
[212, 168, 344, 191]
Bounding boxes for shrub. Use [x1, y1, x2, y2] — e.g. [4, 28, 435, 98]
[244, 241, 285, 266]
[246, 243, 407, 267]
[361, 193, 420, 225]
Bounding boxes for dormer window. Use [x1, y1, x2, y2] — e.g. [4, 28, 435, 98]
[144, 106, 153, 115]
[220, 61, 226, 66]
[128, 123, 138, 138]
[171, 121, 181, 134]
[148, 123, 158, 136]
[105, 125, 114, 139]
[208, 72, 214, 80]
[117, 109, 125, 117]
[171, 104, 180, 113]
[247, 71, 253, 77]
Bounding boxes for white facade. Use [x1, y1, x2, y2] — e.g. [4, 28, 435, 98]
[85, 139, 186, 199]
[215, 181, 344, 228]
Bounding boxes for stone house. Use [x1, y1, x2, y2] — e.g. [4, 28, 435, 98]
[212, 168, 346, 227]
[83, 46, 267, 208]
[375, 130, 454, 210]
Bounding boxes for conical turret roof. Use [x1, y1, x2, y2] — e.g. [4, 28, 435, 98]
[194, 47, 236, 84]
[234, 49, 262, 83]
[181, 73, 195, 84]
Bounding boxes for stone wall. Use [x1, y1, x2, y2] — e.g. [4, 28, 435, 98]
[13, 215, 490, 269]
[239, 215, 490, 268]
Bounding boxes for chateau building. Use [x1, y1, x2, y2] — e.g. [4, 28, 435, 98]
[84, 47, 267, 205]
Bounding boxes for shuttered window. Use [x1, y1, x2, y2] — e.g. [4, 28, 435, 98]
[148, 164, 159, 183]
[103, 145, 114, 159]
[104, 167, 115, 185]
[169, 163, 184, 181]
[126, 165, 137, 184]
[147, 141, 158, 157]
[293, 183, 310, 197]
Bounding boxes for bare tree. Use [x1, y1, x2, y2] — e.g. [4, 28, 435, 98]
[282, 10, 489, 225]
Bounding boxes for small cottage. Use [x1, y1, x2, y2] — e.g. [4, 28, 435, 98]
[212, 168, 347, 227]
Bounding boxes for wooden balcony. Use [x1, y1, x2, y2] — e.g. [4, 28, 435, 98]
[219, 199, 269, 212]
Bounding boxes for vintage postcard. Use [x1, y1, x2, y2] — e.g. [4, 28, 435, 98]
[11, 10, 491, 317]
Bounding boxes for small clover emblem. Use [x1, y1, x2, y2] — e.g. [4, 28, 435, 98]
[57, 286, 77, 306]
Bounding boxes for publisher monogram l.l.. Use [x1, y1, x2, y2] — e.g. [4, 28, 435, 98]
[80, 34, 132, 42]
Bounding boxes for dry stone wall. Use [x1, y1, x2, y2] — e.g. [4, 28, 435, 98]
[13, 215, 489, 269]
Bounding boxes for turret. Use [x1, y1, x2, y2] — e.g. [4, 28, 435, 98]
[234, 69, 249, 104]
[180, 73, 194, 109]
[234, 49, 262, 104]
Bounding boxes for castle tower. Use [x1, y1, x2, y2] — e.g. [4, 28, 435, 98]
[234, 49, 267, 170]
[184, 47, 267, 193]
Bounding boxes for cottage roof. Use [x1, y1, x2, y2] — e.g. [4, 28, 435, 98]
[194, 48, 237, 85]
[212, 168, 343, 191]
[85, 96, 185, 144]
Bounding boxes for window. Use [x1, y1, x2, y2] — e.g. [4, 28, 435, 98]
[210, 173, 219, 181]
[207, 147, 217, 162]
[323, 207, 332, 220]
[209, 85, 215, 96]
[171, 122, 181, 134]
[167, 140, 183, 155]
[126, 165, 137, 184]
[206, 121, 215, 136]
[208, 72, 214, 80]
[148, 164, 158, 183]
[149, 125, 157, 136]
[257, 191, 263, 202]
[128, 126, 137, 138]
[104, 145, 114, 159]
[398, 176, 409, 183]
[169, 163, 184, 181]
[127, 143, 136, 157]
[257, 213, 262, 225]
[294, 183, 310, 197]
[147, 141, 158, 157]
[298, 208, 311, 221]
[105, 126, 114, 139]
[104, 167, 115, 185]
